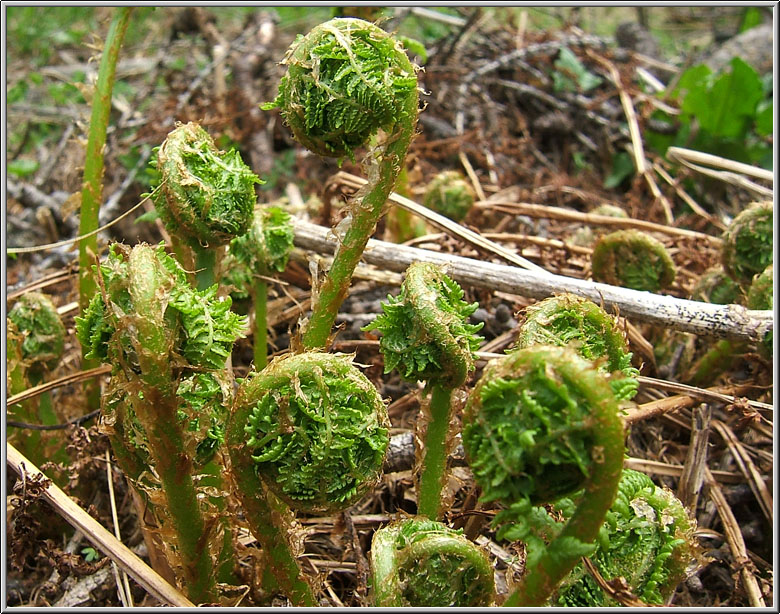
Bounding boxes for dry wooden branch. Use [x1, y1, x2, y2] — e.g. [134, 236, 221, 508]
[6, 443, 195, 607]
[292, 219, 772, 343]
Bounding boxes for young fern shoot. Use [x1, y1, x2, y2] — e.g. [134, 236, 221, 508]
[591, 229, 676, 292]
[364, 262, 483, 520]
[75, 243, 248, 604]
[263, 17, 419, 349]
[152, 122, 261, 290]
[227, 206, 295, 369]
[462, 345, 625, 606]
[226, 352, 390, 604]
[370, 516, 495, 607]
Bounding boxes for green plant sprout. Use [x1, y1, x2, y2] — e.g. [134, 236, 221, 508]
[75, 243, 248, 604]
[690, 265, 743, 305]
[512, 293, 639, 401]
[263, 17, 420, 350]
[363, 262, 483, 519]
[462, 345, 625, 606]
[151, 121, 262, 290]
[746, 263, 773, 357]
[7, 292, 67, 467]
[226, 352, 390, 604]
[551, 468, 697, 606]
[570, 203, 630, 247]
[721, 200, 774, 287]
[591, 229, 676, 292]
[370, 516, 495, 606]
[227, 206, 295, 369]
[423, 170, 476, 223]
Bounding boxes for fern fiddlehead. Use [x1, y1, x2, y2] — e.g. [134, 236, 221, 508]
[75, 243, 248, 603]
[152, 121, 262, 290]
[227, 205, 295, 369]
[226, 351, 390, 603]
[746, 263, 773, 357]
[264, 17, 419, 349]
[370, 516, 495, 606]
[423, 170, 476, 223]
[721, 200, 773, 287]
[552, 468, 696, 606]
[461, 345, 625, 606]
[364, 262, 483, 519]
[591, 229, 676, 292]
[512, 293, 639, 401]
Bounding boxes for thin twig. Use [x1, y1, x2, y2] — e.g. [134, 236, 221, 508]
[6, 443, 195, 607]
[6, 366, 112, 408]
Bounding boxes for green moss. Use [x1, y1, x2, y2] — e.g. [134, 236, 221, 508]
[371, 517, 495, 606]
[591, 229, 676, 292]
[423, 170, 476, 222]
[722, 200, 774, 285]
[237, 352, 390, 514]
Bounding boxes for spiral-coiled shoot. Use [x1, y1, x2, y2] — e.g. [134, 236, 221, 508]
[512, 293, 638, 401]
[152, 121, 261, 289]
[552, 468, 696, 606]
[746, 263, 773, 357]
[229, 352, 390, 514]
[462, 345, 625, 606]
[370, 517, 495, 606]
[591, 229, 676, 292]
[364, 262, 483, 518]
[721, 200, 773, 286]
[227, 206, 295, 368]
[8, 292, 66, 382]
[423, 170, 476, 223]
[264, 17, 419, 349]
[690, 266, 743, 305]
[74, 243, 248, 603]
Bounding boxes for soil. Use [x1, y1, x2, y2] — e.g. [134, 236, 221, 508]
[5, 6, 774, 608]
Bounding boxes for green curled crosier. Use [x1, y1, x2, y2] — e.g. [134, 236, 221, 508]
[746, 263, 773, 358]
[423, 170, 476, 223]
[462, 345, 625, 607]
[363, 262, 483, 519]
[7, 292, 67, 380]
[512, 293, 639, 401]
[721, 200, 774, 286]
[591, 229, 676, 292]
[552, 468, 696, 607]
[263, 17, 419, 350]
[370, 516, 495, 607]
[228, 352, 390, 514]
[690, 265, 743, 305]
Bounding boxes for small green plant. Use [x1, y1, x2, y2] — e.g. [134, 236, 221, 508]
[591, 229, 676, 292]
[363, 262, 483, 519]
[551, 468, 697, 606]
[746, 263, 773, 357]
[721, 200, 774, 287]
[422, 170, 476, 223]
[370, 516, 495, 606]
[462, 345, 625, 606]
[263, 17, 420, 349]
[690, 265, 743, 305]
[226, 352, 390, 604]
[75, 243, 248, 604]
[226, 206, 295, 369]
[151, 121, 262, 290]
[512, 293, 639, 401]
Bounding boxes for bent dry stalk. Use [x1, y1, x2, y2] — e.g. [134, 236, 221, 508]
[263, 17, 420, 349]
[363, 262, 483, 519]
[75, 243, 248, 604]
[370, 516, 495, 606]
[462, 345, 625, 606]
[227, 352, 390, 604]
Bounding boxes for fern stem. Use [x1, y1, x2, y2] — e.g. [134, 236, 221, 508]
[193, 243, 217, 291]
[416, 384, 454, 519]
[253, 279, 269, 370]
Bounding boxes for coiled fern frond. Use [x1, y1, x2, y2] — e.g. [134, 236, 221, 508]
[264, 18, 418, 160]
[229, 352, 390, 514]
[591, 229, 676, 292]
[371, 516, 495, 606]
[721, 200, 774, 286]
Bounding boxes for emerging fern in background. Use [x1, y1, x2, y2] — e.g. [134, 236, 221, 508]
[422, 170, 476, 223]
[591, 229, 676, 292]
[264, 17, 420, 349]
[552, 468, 697, 606]
[721, 200, 774, 287]
[370, 516, 495, 607]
